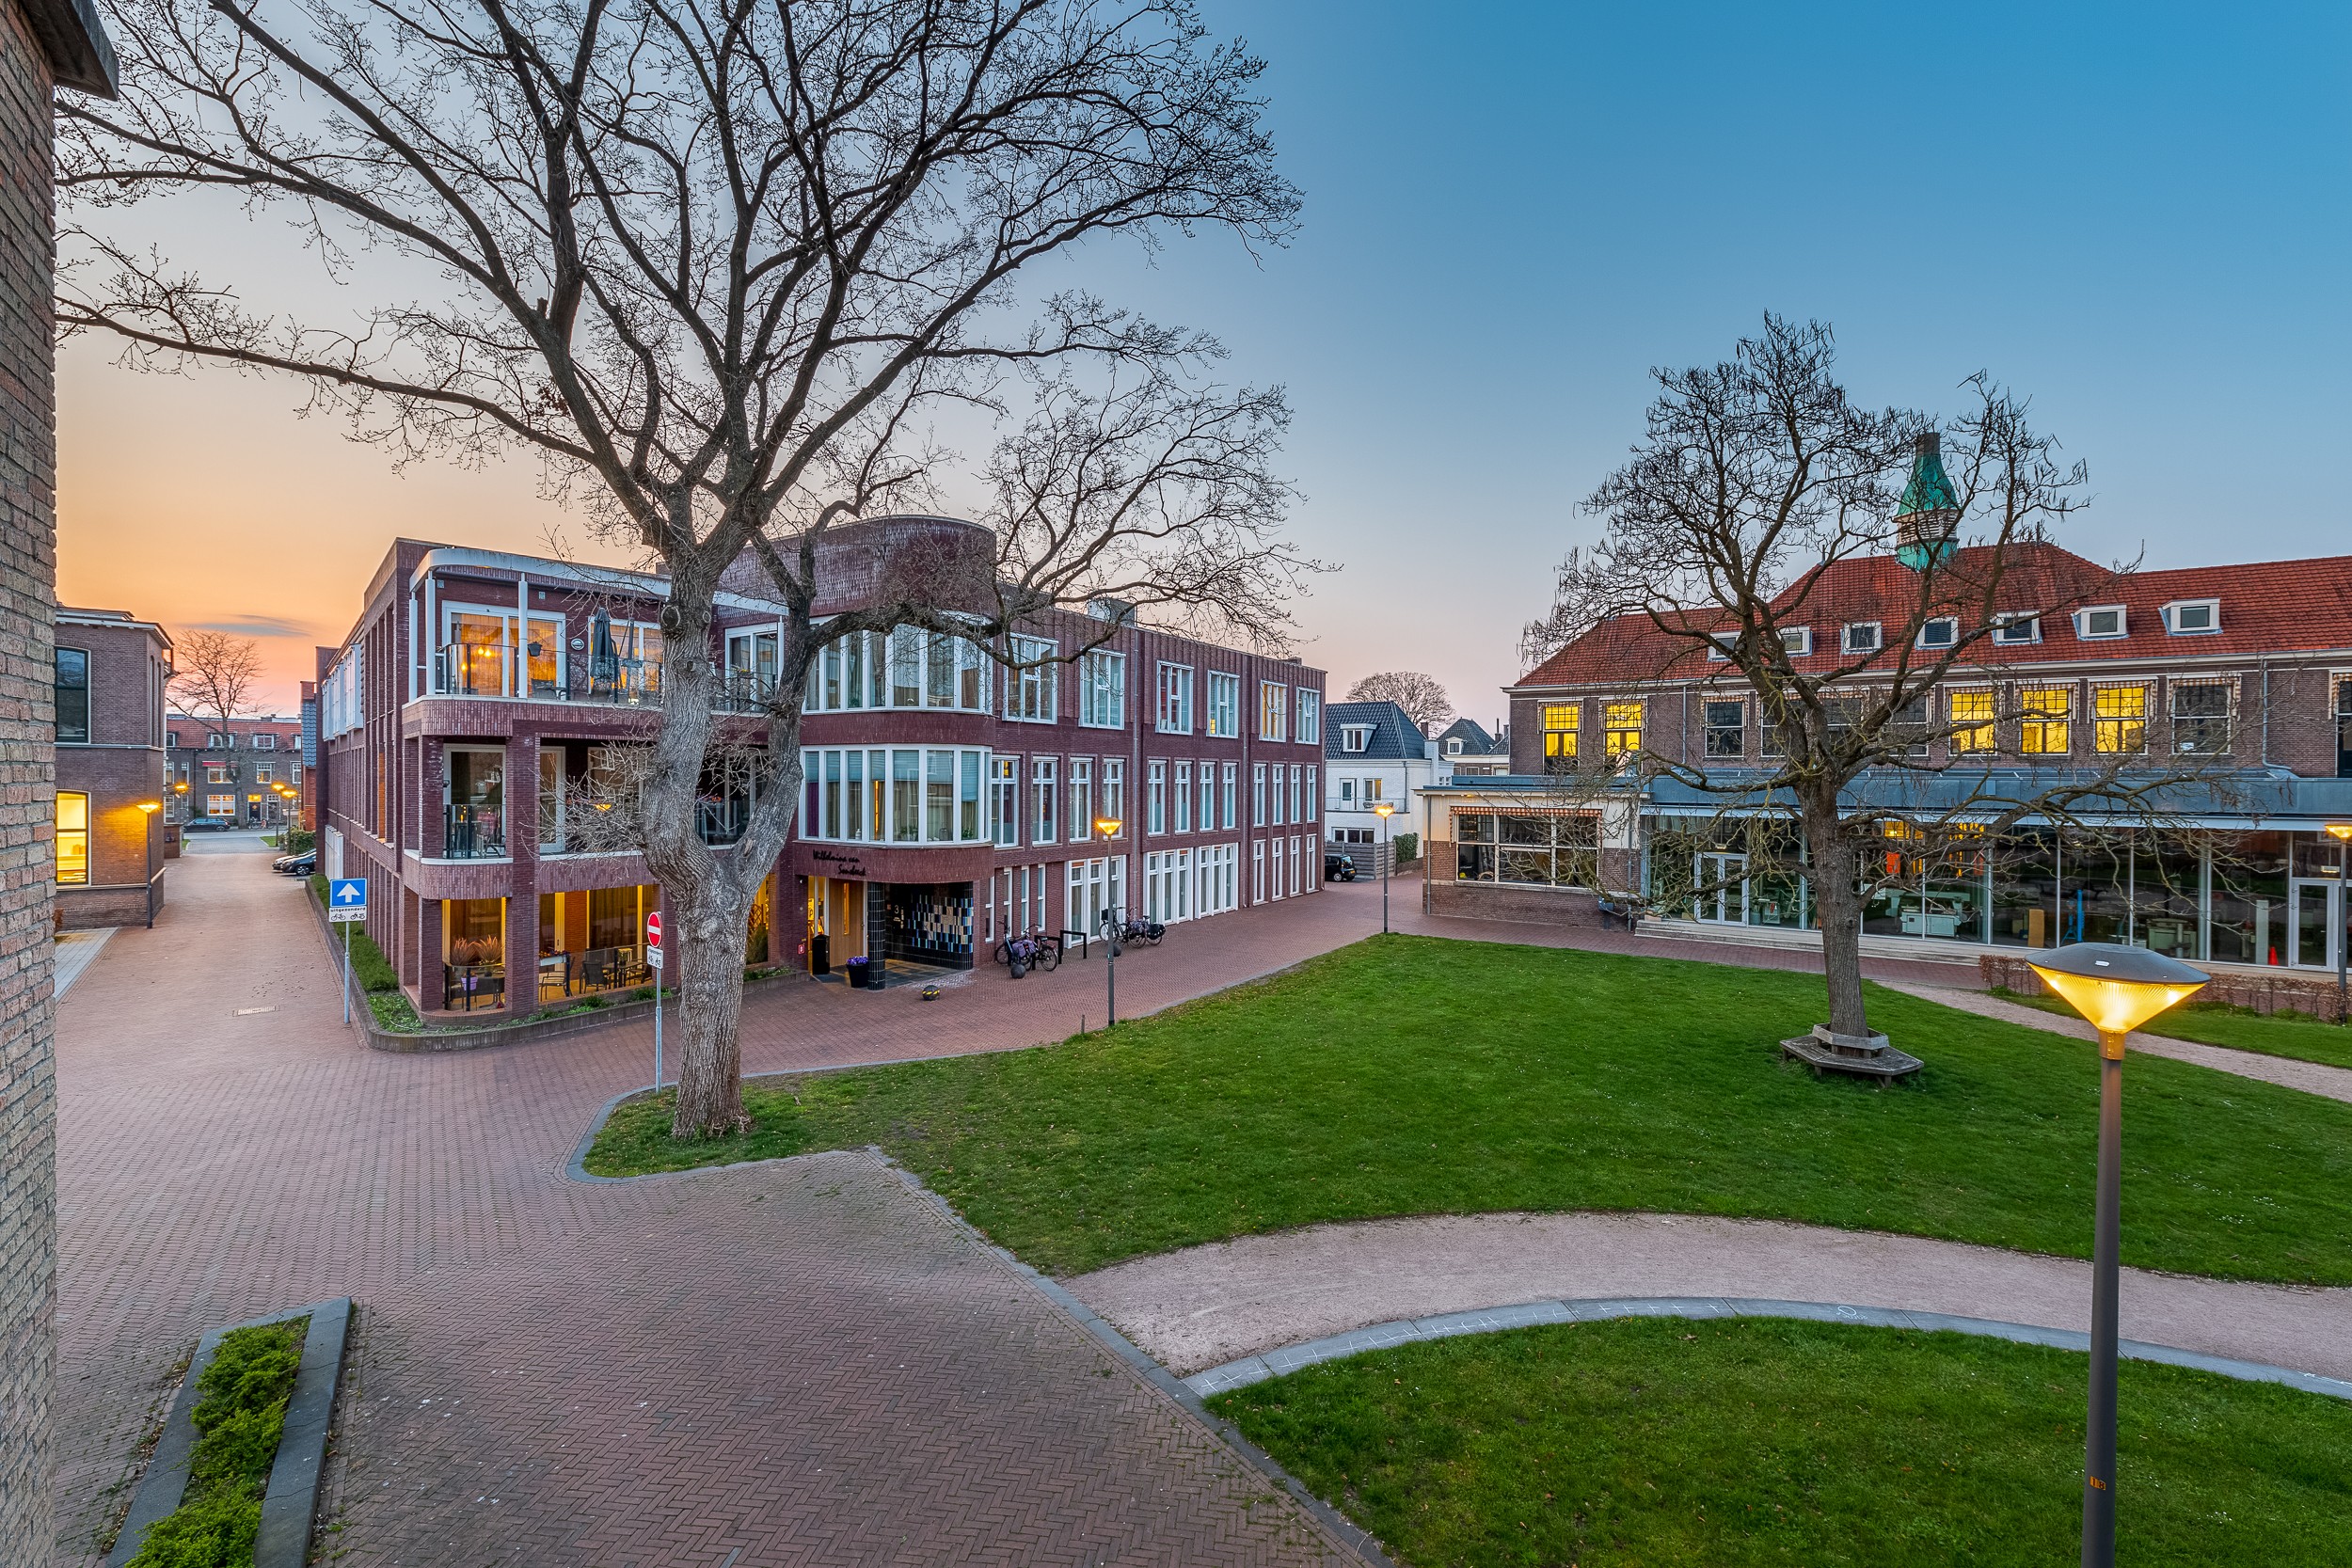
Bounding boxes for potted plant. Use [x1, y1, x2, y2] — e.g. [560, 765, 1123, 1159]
[844, 955, 869, 989]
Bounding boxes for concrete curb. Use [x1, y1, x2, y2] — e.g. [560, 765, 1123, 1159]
[1179, 1294, 2352, 1403]
[866, 1150, 1397, 1568]
[103, 1297, 352, 1568]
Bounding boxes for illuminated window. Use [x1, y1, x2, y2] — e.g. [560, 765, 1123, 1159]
[1949, 689, 1994, 753]
[2019, 686, 2071, 755]
[2093, 686, 2148, 753]
[1542, 704, 1579, 768]
[56, 792, 88, 884]
[1603, 703, 1644, 760]
[1259, 682, 1288, 741]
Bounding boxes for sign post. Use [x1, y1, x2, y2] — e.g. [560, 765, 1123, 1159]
[646, 910, 664, 1092]
[327, 879, 368, 1026]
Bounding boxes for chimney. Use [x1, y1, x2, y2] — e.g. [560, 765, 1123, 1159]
[1895, 431, 1961, 571]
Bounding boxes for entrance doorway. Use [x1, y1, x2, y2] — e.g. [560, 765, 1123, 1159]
[2289, 879, 2341, 972]
[1695, 851, 1747, 925]
[807, 875, 867, 974]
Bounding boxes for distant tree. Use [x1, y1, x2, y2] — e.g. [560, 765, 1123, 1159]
[169, 630, 265, 740]
[1346, 671, 1454, 736]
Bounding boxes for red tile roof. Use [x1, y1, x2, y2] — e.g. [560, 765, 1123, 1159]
[1514, 544, 2352, 689]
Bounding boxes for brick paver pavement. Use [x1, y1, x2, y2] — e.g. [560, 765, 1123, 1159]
[56, 853, 1978, 1564]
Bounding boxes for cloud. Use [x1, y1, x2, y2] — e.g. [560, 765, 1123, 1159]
[186, 615, 316, 639]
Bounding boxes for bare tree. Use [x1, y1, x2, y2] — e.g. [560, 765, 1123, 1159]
[169, 629, 265, 737]
[64, 0, 1311, 1134]
[1345, 671, 1453, 736]
[1524, 316, 2237, 1049]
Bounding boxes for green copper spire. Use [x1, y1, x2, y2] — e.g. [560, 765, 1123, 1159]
[1896, 431, 1959, 570]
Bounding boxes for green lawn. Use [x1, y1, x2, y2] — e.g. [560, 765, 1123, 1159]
[1994, 987, 2352, 1070]
[1210, 1316, 2352, 1568]
[585, 936, 2352, 1284]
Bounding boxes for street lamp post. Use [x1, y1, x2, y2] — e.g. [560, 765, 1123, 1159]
[1374, 801, 1395, 934]
[2328, 824, 2352, 1025]
[2025, 942, 2209, 1568]
[1094, 816, 1122, 1026]
[135, 800, 160, 927]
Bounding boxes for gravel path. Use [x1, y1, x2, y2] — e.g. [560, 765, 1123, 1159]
[1880, 981, 2352, 1104]
[1065, 1211, 2352, 1381]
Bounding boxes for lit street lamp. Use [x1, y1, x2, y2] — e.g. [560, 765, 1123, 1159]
[1373, 800, 1395, 935]
[135, 800, 160, 927]
[2328, 823, 2352, 1026]
[1093, 815, 1122, 1026]
[2025, 941, 2208, 1568]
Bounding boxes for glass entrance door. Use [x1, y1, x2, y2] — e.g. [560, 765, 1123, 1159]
[1696, 852, 1748, 925]
[2289, 879, 2340, 971]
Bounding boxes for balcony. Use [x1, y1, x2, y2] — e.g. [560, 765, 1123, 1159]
[443, 802, 506, 859]
[431, 642, 778, 714]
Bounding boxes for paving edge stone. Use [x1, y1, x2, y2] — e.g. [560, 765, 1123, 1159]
[866, 1150, 1398, 1568]
[1179, 1295, 2352, 1403]
[103, 1297, 353, 1568]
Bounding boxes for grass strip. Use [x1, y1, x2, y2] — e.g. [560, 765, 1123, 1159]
[1991, 985, 2352, 1070]
[125, 1317, 308, 1567]
[1210, 1315, 2352, 1568]
[584, 936, 2352, 1286]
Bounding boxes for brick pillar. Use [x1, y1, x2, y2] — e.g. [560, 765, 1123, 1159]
[420, 896, 446, 1014]
[509, 735, 537, 1013]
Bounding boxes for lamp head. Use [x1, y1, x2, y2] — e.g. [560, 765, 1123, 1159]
[1374, 802, 1395, 818]
[2327, 823, 2352, 843]
[1094, 816, 1122, 839]
[2026, 942, 2208, 1041]
[135, 800, 159, 814]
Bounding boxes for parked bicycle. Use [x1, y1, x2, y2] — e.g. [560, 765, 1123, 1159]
[993, 931, 1062, 976]
[1109, 915, 1165, 948]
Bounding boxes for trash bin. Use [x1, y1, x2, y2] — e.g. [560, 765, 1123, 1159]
[810, 933, 831, 975]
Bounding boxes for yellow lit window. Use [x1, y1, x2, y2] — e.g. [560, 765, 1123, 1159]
[56, 792, 88, 885]
[2019, 686, 2071, 755]
[1604, 702, 1645, 759]
[2093, 685, 2147, 753]
[1950, 689, 1994, 753]
[1542, 703, 1579, 763]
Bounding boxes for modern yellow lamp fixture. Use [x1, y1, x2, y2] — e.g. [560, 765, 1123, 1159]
[1093, 816, 1123, 1026]
[1373, 800, 1396, 934]
[2026, 941, 2207, 1568]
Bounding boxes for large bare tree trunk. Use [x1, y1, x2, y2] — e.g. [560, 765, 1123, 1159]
[1800, 795, 1873, 1038]
[665, 877, 752, 1136]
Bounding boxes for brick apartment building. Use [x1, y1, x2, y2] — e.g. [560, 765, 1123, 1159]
[317, 516, 1327, 1016]
[1425, 540, 2352, 978]
[0, 0, 116, 1555]
[167, 712, 305, 829]
[53, 607, 171, 927]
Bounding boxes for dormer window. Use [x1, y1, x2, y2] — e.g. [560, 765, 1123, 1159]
[1341, 724, 1372, 753]
[1916, 616, 1959, 650]
[1841, 623, 1882, 654]
[2163, 599, 2220, 635]
[1779, 627, 1812, 657]
[2075, 606, 2127, 640]
[1445, 737, 1463, 757]
[1705, 634, 1732, 661]
[1992, 612, 2042, 645]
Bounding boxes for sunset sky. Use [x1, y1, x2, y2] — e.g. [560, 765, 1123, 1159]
[58, 0, 2352, 724]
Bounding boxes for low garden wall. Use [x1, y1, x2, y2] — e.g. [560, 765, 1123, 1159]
[1981, 954, 2350, 1023]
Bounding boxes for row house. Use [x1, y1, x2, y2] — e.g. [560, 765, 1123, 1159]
[166, 712, 304, 827]
[1427, 528, 2352, 977]
[316, 515, 1327, 1016]
[53, 608, 171, 929]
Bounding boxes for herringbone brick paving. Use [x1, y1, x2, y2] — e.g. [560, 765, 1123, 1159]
[56, 850, 1972, 1564]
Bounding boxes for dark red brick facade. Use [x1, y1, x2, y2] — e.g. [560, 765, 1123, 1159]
[54, 610, 169, 928]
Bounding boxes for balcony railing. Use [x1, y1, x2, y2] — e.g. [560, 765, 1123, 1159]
[444, 802, 506, 859]
[430, 642, 776, 714]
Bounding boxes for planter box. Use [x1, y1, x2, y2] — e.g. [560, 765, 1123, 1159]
[1981, 954, 2349, 1024]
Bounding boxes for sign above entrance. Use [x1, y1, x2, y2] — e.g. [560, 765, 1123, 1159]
[327, 879, 367, 924]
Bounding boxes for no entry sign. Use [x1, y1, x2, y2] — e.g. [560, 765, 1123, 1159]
[646, 910, 663, 970]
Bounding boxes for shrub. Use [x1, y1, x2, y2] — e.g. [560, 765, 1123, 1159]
[122, 1487, 261, 1568]
[126, 1319, 306, 1568]
[1391, 832, 1419, 864]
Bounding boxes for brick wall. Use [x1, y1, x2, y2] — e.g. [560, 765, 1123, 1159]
[0, 0, 59, 1551]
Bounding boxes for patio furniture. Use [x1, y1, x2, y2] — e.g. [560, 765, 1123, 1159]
[445, 963, 506, 1011]
[538, 954, 572, 1001]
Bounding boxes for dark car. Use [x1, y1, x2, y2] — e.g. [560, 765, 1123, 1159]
[182, 816, 238, 832]
[1323, 852, 1358, 882]
[274, 849, 316, 876]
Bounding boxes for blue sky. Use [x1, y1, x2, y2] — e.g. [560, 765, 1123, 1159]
[58, 1, 2352, 717]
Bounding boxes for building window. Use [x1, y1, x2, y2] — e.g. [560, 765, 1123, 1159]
[1206, 671, 1240, 737]
[1173, 761, 1192, 832]
[2171, 681, 2233, 754]
[1603, 702, 1644, 760]
[1918, 617, 1959, 650]
[1252, 762, 1267, 826]
[1199, 759, 1216, 832]
[1445, 737, 1463, 757]
[1078, 651, 1125, 727]
[2076, 606, 2127, 640]
[56, 792, 88, 884]
[1542, 704, 1579, 768]
[1156, 662, 1194, 733]
[2093, 685, 2148, 753]
[207, 732, 231, 749]
[207, 792, 236, 817]
[1305, 766, 1318, 821]
[1147, 760, 1168, 834]
[2019, 686, 2071, 755]
[1102, 758, 1126, 834]
[1992, 612, 2042, 645]
[1454, 812, 1598, 888]
[1950, 689, 1994, 753]
[251, 733, 277, 750]
[1260, 682, 1288, 742]
[1704, 700, 1745, 758]
[2163, 599, 2220, 635]
[55, 649, 89, 743]
[1220, 761, 1236, 829]
[1841, 623, 1881, 654]
[993, 758, 1020, 846]
[1069, 758, 1094, 837]
[1341, 724, 1371, 753]
[1779, 627, 1812, 657]
[1031, 756, 1057, 843]
[1008, 636, 1057, 722]
[1296, 689, 1322, 745]
[206, 764, 230, 784]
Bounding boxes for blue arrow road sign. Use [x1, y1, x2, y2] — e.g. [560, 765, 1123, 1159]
[328, 879, 367, 922]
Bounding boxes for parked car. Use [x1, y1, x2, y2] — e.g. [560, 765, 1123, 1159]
[1323, 852, 1358, 882]
[182, 816, 237, 832]
[274, 849, 316, 876]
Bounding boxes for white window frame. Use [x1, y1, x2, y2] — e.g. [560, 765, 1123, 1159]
[1078, 650, 1126, 728]
[1156, 662, 1195, 734]
[1007, 635, 1058, 723]
[1252, 763, 1267, 826]
[1173, 760, 1193, 833]
[1341, 724, 1372, 753]
[251, 732, 278, 751]
[1031, 755, 1058, 844]
[1992, 611, 2042, 646]
[1101, 757, 1126, 837]
[992, 757, 1020, 847]
[2162, 599, 2221, 636]
[1069, 757, 1094, 838]
[1205, 671, 1241, 737]
[1841, 622, 1882, 655]
[1296, 689, 1322, 746]
[1147, 759, 1168, 835]
[1260, 681, 1288, 741]
[2074, 605, 2129, 641]
[1916, 616, 1960, 651]
[1778, 626, 1812, 657]
[1305, 766, 1318, 822]
[1221, 761, 1237, 830]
